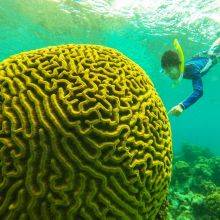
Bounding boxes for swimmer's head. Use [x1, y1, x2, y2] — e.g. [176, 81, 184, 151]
[161, 50, 182, 80]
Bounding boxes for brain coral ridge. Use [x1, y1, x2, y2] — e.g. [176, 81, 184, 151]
[0, 44, 172, 220]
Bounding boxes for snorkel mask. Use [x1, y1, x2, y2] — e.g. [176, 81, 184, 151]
[160, 39, 185, 75]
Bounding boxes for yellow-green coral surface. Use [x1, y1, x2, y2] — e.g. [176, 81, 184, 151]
[0, 44, 172, 220]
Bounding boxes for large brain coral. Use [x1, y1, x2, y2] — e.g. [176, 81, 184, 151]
[0, 44, 172, 220]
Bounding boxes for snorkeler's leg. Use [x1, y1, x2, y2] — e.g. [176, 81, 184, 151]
[212, 37, 220, 48]
[208, 38, 220, 55]
[208, 37, 220, 63]
[192, 38, 220, 58]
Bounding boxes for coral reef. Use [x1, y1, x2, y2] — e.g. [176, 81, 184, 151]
[155, 198, 169, 220]
[180, 143, 213, 163]
[168, 144, 220, 219]
[172, 160, 191, 183]
[0, 44, 172, 219]
[204, 189, 220, 218]
[210, 157, 220, 186]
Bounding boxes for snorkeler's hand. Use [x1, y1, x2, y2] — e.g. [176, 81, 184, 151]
[168, 104, 184, 116]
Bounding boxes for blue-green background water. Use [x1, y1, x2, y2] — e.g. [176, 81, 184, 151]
[0, 0, 220, 156]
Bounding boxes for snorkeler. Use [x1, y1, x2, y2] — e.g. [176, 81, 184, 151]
[161, 37, 220, 116]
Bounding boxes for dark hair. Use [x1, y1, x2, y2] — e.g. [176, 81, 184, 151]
[161, 50, 181, 69]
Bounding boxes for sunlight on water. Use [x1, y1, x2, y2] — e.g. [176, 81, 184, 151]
[4, 0, 220, 43]
[50, 0, 220, 41]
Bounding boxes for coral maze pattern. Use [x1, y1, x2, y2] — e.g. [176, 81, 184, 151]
[0, 44, 172, 219]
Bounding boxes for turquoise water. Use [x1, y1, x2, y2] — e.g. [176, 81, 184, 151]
[1, 0, 219, 156]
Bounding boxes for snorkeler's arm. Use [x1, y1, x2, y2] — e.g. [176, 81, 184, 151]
[180, 77, 203, 109]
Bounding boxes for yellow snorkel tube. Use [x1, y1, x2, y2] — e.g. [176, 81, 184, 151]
[173, 39, 185, 74]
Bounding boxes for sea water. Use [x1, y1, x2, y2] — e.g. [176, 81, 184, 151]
[0, 0, 220, 219]
[0, 0, 219, 156]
